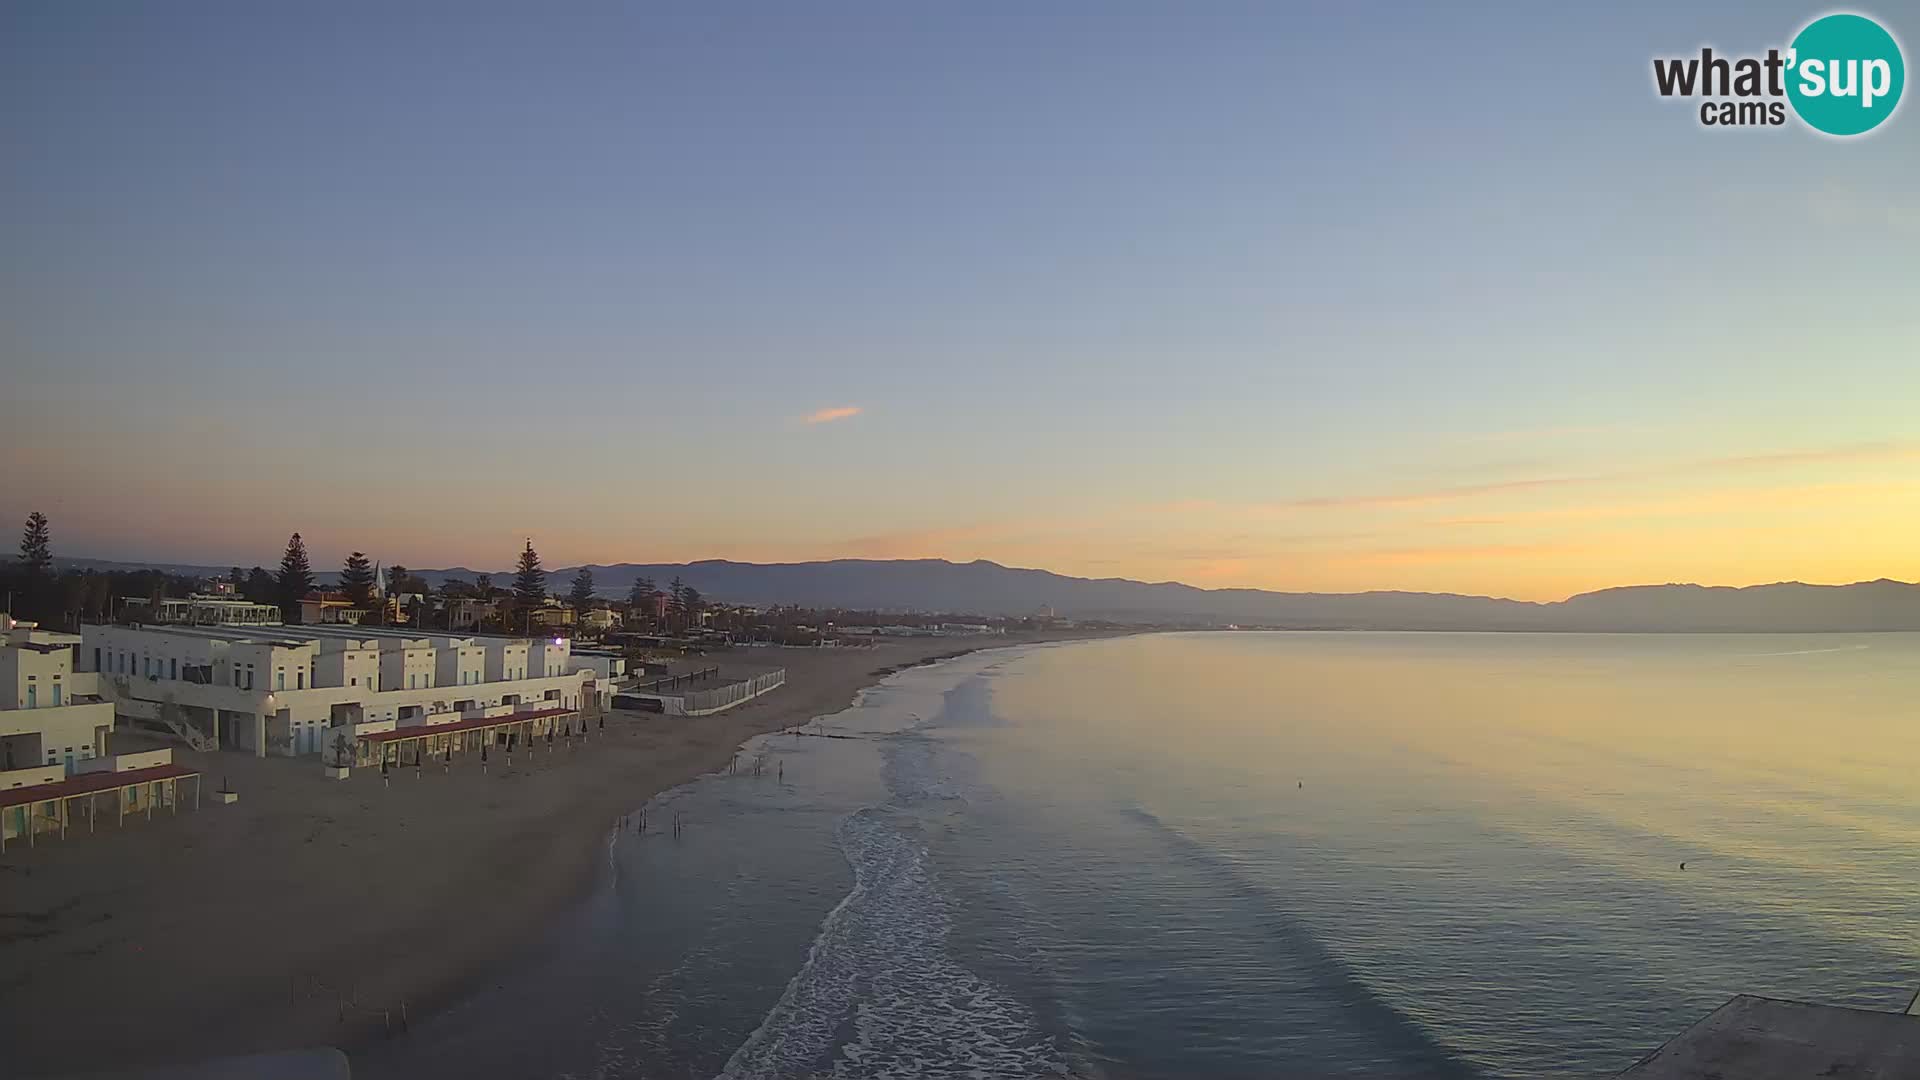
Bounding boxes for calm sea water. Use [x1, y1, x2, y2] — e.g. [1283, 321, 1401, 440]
[362, 632, 1920, 1079]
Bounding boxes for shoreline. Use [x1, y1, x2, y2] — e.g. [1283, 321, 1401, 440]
[1, 632, 1120, 1077]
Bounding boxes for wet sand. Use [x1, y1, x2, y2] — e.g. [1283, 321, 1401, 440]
[0, 635, 1109, 1077]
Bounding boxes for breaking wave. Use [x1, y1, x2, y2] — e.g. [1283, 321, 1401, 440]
[716, 810, 1066, 1079]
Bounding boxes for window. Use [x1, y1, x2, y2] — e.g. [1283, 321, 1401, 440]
[170, 658, 177, 680]
[277, 670, 285, 691]
[51, 685, 61, 706]
[297, 670, 305, 689]
[350, 677, 358, 687]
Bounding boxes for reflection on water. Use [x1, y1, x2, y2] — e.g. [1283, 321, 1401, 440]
[364, 633, 1920, 1079]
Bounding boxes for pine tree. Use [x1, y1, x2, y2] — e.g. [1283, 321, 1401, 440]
[244, 567, 276, 606]
[476, 573, 495, 599]
[569, 567, 596, 613]
[277, 533, 315, 623]
[627, 576, 655, 606]
[19, 512, 52, 577]
[387, 564, 409, 597]
[513, 540, 547, 617]
[228, 567, 244, 587]
[682, 585, 704, 624]
[340, 552, 376, 607]
[667, 576, 688, 627]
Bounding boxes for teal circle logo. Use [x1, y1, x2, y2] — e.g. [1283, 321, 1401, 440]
[1786, 13, 1905, 136]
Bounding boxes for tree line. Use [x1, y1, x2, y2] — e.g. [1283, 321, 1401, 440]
[5, 512, 711, 636]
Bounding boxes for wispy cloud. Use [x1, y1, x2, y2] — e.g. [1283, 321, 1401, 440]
[803, 405, 862, 425]
[1427, 480, 1911, 529]
[1259, 441, 1920, 514]
[1333, 541, 1584, 567]
[1281, 474, 1590, 511]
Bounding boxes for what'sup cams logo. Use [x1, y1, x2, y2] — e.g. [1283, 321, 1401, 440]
[1653, 11, 1904, 135]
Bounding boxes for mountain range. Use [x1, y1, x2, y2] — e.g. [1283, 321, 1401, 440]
[33, 555, 1920, 633]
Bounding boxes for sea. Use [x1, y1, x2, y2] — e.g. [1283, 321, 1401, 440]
[358, 632, 1920, 1079]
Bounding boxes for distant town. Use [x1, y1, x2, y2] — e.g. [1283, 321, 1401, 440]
[0, 512, 1109, 852]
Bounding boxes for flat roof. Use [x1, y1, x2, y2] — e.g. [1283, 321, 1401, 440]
[301, 623, 552, 645]
[1619, 995, 1920, 1079]
[103, 621, 571, 649]
[0, 763, 199, 809]
[355, 706, 574, 744]
[105, 624, 316, 647]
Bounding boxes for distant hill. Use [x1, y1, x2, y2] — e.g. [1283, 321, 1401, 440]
[32, 555, 1920, 632]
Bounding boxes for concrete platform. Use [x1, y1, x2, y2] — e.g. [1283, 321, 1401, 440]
[1619, 994, 1920, 1078]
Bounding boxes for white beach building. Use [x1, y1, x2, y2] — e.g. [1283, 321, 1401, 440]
[80, 622, 613, 758]
[2, 617, 116, 774]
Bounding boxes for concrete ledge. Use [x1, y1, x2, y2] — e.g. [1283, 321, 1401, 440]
[1620, 994, 1920, 1078]
[214, 790, 239, 804]
[323, 766, 350, 780]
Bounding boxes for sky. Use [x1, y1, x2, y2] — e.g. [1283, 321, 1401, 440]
[2, 1, 1916, 601]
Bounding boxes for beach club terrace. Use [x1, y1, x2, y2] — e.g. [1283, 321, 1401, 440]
[2, 748, 201, 852]
[346, 704, 584, 769]
[80, 622, 608, 759]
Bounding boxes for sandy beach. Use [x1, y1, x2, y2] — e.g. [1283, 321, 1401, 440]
[0, 635, 1107, 1077]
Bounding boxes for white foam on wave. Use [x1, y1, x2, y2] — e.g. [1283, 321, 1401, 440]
[715, 811, 1067, 1079]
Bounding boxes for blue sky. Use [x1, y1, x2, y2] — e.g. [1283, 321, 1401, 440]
[3, 2, 1916, 598]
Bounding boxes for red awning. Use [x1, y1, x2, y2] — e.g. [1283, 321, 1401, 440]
[354, 706, 574, 744]
[0, 763, 199, 809]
